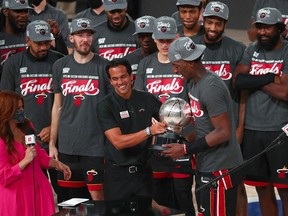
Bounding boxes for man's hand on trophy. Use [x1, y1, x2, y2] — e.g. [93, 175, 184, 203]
[161, 144, 185, 160]
[150, 119, 167, 135]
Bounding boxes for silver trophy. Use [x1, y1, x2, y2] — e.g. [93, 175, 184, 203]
[150, 97, 192, 151]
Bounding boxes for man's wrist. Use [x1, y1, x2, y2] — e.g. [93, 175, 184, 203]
[185, 137, 209, 155]
[183, 144, 187, 154]
[145, 127, 151, 136]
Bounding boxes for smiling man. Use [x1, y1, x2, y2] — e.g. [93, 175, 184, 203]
[49, 18, 111, 202]
[234, 7, 288, 216]
[163, 37, 243, 216]
[192, 2, 248, 215]
[0, 0, 31, 66]
[96, 59, 166, 201]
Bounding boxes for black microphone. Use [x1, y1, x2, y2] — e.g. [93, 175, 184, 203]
[25, 129, 36, 147]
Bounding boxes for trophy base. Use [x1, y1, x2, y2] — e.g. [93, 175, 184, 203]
[149, 131, 185, 151]
[148, 145, 169, 151]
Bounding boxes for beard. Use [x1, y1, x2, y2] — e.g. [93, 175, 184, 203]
[204, 29, 224, 43]
[8, 14, 27, 33]
[74, 43, 92, 56]
[257, 32, 281, 51]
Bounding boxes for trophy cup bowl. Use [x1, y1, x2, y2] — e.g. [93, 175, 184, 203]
[150, 97, 192, 151]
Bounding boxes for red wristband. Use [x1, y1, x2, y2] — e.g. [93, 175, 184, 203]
[183, 144, 187, 154]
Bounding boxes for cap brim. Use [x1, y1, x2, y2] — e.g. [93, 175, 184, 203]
[104, 3, 127, 11]
[152, 33, 177, 40]
[133, 30, 153, 36]
[203, 13, 227, 20]
[29, 35, 55, 42]
[176, 2, 201, 6]
[9, 6, 33, 10]
[253, 20, 277, 25]
[71, 28, 96, 35]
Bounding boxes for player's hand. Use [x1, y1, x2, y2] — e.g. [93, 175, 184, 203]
[38, 126, 51, 142]
[161, 143, 185, 160]
[47, 19, 60, 36]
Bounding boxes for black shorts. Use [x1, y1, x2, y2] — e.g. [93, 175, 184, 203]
[152, 174, 194, 213]
[57, 153, 104, 191]
[195, 169, 243, 216]
[242, 129, 288, 188]
[104, 163, 153, 201]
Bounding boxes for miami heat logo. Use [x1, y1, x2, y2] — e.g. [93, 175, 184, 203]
[184, 40, 196, 51]
[34, 24, 49, 36]
[161, 26, 167, 33]
[87, 169, 98, 182]
[258, 9, 270, 19]
[209, 2, 225, 14]
[157, 21, 171, 33]
[137, 18, 150, 29]
[76, 19, 91, 29]
[214, 7, 220, 12]
[139, 22, 146, 28]
[277, 166, 288, 179]
[39, 29, 46, 35]
[35, 92, 48, 105]
[20, 77, 52, 105]
[81, 22, 87, 28]
[61, 78, 100, 107]
[260, 13, 266, 19]
[73, 94, 85, 106]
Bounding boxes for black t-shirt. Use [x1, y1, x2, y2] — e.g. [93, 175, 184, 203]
[0, 49, 63, 137]
[97, 89, 161, 165]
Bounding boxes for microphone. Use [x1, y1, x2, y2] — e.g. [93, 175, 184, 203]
[25, 129, 36, 147]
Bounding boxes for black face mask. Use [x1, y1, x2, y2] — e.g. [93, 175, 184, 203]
[28, 0, 43, 7]
[13, 110, 26, 123]
[89, 0, 103, 9]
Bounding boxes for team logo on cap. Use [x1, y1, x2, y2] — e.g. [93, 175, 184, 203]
[157, 21, 171, 33]
[77, 19, 90, 29]
[139, 22, 146, 28]
[184, 40, 196, 51]
[137, 18, 150, 29]
[111, 0, 118, 3]
[18, 0, 26, 4]
[258, 9, 270, 19]
[34, 24, 48, 35]
[210, 2, 224, 13]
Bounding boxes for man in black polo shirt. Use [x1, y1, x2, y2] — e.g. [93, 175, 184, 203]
[96, 59, 167, 201]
